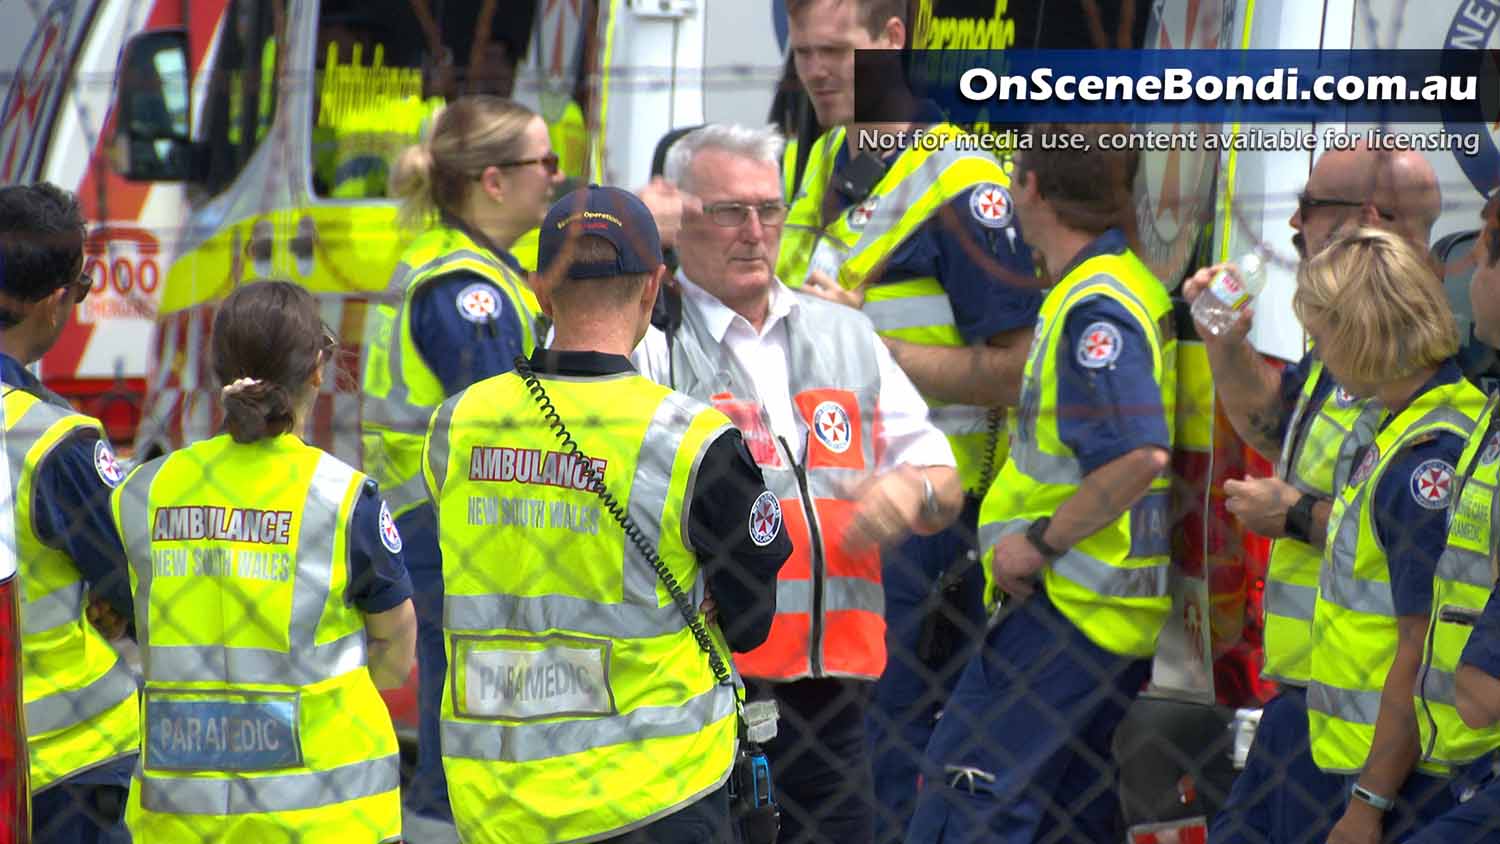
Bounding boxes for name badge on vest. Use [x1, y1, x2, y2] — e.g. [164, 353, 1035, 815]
[1128, 492, 1171, 558]
[455, 633, 615, 721]
[712, 393, 784, 468]
[146, 692, 302, 772]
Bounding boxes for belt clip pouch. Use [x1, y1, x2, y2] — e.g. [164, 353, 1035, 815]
[918, 548, 978, 663]
[729, 739, 779, 844]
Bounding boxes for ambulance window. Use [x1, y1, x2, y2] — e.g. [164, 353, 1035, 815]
[200, 0, 282, 195]
[310, 0, 539, 199]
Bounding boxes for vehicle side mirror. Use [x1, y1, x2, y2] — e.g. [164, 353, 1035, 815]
[109, 29, 197, 182]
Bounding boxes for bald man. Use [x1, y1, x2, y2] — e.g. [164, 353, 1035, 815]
[1184, 142, 1442, 844]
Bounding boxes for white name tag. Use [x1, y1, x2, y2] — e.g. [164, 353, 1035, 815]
[458, 635, 615, 721]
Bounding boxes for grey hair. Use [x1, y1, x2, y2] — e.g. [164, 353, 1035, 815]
[664, 123, 786, 192]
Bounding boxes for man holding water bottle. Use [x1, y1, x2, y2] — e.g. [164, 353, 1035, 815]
[1195, 140, 1442, 844]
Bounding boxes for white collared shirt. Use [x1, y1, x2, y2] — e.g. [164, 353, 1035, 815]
[634, 272, 955, 469]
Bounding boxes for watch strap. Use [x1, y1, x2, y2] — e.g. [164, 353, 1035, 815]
[1283, 493, 1318, 545]
[1025, 517, 1064, 560]
[1351, 783, 1395, 812]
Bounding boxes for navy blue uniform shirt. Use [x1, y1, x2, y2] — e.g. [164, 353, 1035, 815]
[410, 225, 530, 396]
[1365, 360, 1468, 617]
[1461, 586, 1500, 680]
[823, 135, 1042, 342]
[344, 481, 414, 614]
[1052, 229, 1172, 474]
[0, 354, 133, 624]
[526, 349, 791, 653]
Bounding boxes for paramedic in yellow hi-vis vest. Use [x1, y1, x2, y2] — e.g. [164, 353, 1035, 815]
[361, 93, 560, 821]
[777, 4, 1042, 832]
[0, 184, 138, 844]
[907, 125, 1176, 844]
[424, 185, 789, 843]
[1407, 192, 1500, 844]
[114, 281, 416, 843]
[1189, 142, 1443, 844]
[1289, 230, 1484, 844]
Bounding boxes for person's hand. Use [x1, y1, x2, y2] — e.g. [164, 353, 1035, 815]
[635, 177, 694, 249]
[1326, 800, 1383, 844]
[802, 270, 865, 309]
[843, 467, 924, 552]
[990, 532, 1046, 599]
[86, 595, 128, 641]
[1225, 476, 1302, 539]
[698, 590, 718, 626]
[1182, 263, 1254, 343]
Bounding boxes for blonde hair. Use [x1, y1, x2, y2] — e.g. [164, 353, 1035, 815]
[1293, 227, 1458, 383]
[388, 95, 537, 228]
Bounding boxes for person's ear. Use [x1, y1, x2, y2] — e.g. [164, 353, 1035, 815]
[479, 165, 506, 203]
[534, 270, 556, 319]
[310, 360, 325, 391]
[880, 15, 906, 49]
[642, 264, 665, 313]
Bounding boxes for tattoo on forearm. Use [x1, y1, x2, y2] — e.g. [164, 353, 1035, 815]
[1246, 401, 1283, 451]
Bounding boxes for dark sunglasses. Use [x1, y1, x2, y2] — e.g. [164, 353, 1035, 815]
[495, 153, 560, 176]
[67, 271, 93, 303]
[1297, 191, 1395, 222]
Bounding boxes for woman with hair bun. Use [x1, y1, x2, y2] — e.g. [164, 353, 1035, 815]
[359, 92, 561, 820]
[113, 280, 416, 842]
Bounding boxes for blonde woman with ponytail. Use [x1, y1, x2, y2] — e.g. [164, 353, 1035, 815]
[359, 93, 559, 821]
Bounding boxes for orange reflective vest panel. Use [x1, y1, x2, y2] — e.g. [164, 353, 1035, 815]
[665, 290, 886, 681]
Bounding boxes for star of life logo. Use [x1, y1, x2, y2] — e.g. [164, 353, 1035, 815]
[847, 196, 879, 230]
[748, 491, 782, 547]
[457, 283, 499, 323]
[1410, 459, 1455, 510]
[94, 440, 123, 487]
[379, 501, 403, 553]
[1351, 445, 1380, 487]
[812, 400, 853, 454]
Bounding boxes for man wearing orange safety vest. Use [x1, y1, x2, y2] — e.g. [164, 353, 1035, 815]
[635, 122, 963, 844]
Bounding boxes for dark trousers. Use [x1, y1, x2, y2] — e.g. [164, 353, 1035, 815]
[398, 504, 451, 820]
[905, 591, 1150, 844]
[1407, 762, 1500, 844]
[31, 760, 133, 844]
[1209, 685, 1345, 843]
[868, 499, 985, 843]
[597, 784, 733, 843]
[749, 677, 875, 844]
[1343, 771, 1456, 843]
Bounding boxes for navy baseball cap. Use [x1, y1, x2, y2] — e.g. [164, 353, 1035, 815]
[538, 185, 663, 279]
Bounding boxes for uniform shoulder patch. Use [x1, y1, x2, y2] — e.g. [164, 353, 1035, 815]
[748, 490, 782, 548]
[378, 501, 403, 554]
[969, 183, 1013, 229]
[94, 440, 123, 487]
[1332, 384, 1359, 409]
[1409, 459, 1455, 510]
[1076, 321, 1123, 369]
[811, 400, 853, 454]
[456, 281, 501, 324]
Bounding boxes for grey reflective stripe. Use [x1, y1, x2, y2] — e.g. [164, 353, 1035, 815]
[360, 394, 433, 434]
[624, 393, 700, 605]
[824, 576, 883, 614]
[1307, 680, 1383, 726]
[976, 519, 1021, 553]
[1421, 665, 1460, 707]
[24, 659, 136, 735]
[1436, 546, 1493, 588]
[124, 452, 367, 686]
[425, 396, 459, 495]
[1277, 362, 1321, 479]
[862, 295, 956, 332]
[1263, 579, 1317, 621]
[994, 519, 1169, 598]
[440, 684, 735, 764]
[928, 404, 994, 438]
[1317, 566, 1396, 617]
[382, 470, 431, 513]
[1009, 439, 1083, 486]
[146, 633, 366, 685]
[138, 754, 398, 815]
[775, 580, 812, 614]
[845, 143, 997, 266]
[445, 593, 686, 640]
[21, 581, 83, 634]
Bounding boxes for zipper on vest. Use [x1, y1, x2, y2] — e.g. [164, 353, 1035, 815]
[778, 434, 825, 677]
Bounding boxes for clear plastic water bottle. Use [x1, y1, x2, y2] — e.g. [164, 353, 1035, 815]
[1191, 253, 1267, 337]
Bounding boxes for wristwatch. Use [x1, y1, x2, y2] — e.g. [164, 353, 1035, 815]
[1025, 516, 1065, 561]
[1351, 783, 1394, 812]
[1283, 493, 1318, 544]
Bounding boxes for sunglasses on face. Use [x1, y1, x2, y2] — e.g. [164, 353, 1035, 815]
[67, 271, 93, 303]
[1297, 191, 1396, 222]
[494, 153, 561, 176]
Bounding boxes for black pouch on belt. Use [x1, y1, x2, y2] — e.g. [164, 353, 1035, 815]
[917, 547, 980, 665]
